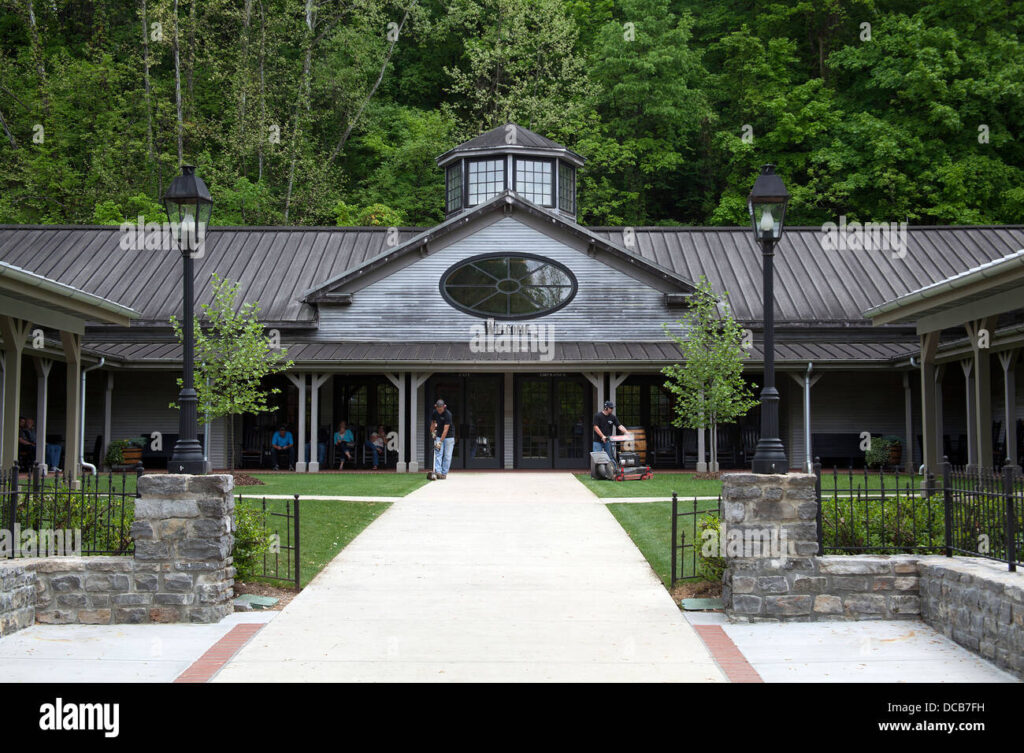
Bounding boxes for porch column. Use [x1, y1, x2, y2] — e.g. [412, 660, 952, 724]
[285, 372, 307, 472]
[103, 372, 113, 466]
[582, 371, 604, 416]
[33, 358, 52, 469]
[998, 349, 1019, 467]
[503, 372, 514, 469]
[967, 318, 997, 469]
[902, 371, 914, 472]
[919, 332, 939, 475]
[934, 364, 945, 463]
[385, 372, 407, 472]
[609, 372, 628, 408]
[0, 317, 29, 471]
[409, 372, 431, 473]
[61, 331, 81, 484]
[789, 367, 822, 473]
[960, 358, 976, 469]
[696, 389, 706, 472]
[309, 373, 329, 472]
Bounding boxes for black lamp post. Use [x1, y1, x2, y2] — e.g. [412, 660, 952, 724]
[748, 164, 790, 474]
[162, 165, 212, 475]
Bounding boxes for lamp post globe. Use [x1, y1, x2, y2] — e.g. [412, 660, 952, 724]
[748, 164, 790, 474]
[161, 165, 212, 475]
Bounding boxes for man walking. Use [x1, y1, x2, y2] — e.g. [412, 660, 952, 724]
[593, 400, 627, 460]
[428, 398, 455, 480]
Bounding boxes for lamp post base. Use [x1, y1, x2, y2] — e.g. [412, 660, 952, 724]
[750, 437, 788, 474]
[169, 439, 207, 475]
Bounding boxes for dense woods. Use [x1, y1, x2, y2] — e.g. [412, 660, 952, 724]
[0, 0, 1021, 228]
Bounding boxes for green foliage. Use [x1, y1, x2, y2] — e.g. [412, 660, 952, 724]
[662, 276, 757, 432]
[821, 494, 945, 552]
[0, 0, 1022, 226]
[170, 273, 292, 468]
[696, 513, 725, 582]
[231, 503, 274, 580]
[864, 435, 902, 468]
[17, 482, 135, 555]
[104, 437, 145, 468]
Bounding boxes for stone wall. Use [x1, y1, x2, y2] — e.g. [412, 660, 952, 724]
[721, 470, 1024, 679]
[918, 556, 1024, 679]
[0, 562, 35, 636]
[0, 474, 235, 633]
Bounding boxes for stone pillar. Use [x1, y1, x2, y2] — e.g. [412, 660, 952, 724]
[131, 474, 235, 623]
[721, 472, 820, 622]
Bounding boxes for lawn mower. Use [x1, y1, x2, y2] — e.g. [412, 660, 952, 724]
[589, 434, 653, 481]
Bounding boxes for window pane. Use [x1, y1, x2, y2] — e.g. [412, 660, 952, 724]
[442, 254, 577, 319]
[515, 159, 553, 206]
[446, 164, 462, 212]
[467, 159, 504, 205]
[558, 165, 575, 213]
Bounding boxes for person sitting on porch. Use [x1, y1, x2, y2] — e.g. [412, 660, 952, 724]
[365, 431, 382, 470]
[334, 421, 354, 469]
[271, 425, 295, 470]
[18, 416, 35, 470]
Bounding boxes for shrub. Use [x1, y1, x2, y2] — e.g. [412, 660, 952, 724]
[864, 436, 892, 468]
[232, 503, 275, 580]
[17, 480, 134, 554]
[695, 513, 726, 581]
[820, 494, 945, 552]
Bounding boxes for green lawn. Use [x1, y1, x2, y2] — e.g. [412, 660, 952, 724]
[578, 471, 927, 499]
[607, 499, 719, 587]
[236, 496, 391, 587]
[80, 471, 427, 498]
[241, 472, 427, 497]
[576, 472, 721, 499]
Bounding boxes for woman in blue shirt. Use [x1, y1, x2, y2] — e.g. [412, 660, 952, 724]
[334, 421, 354, 469]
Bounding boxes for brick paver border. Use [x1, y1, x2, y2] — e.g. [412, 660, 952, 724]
[175, 623, 265, 683]
[693, 624, 763, 683]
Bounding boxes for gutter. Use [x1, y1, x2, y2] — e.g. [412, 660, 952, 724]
[79, 358, 105, 475]
[0, 261, 139, 321]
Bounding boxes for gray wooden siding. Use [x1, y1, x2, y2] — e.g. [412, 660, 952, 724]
[317, 217, 683, 343]
[83, 370, 227, 468]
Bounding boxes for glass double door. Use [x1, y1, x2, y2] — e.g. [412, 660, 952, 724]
[424, 374, 503, 470]
[516, 375, 591, 469]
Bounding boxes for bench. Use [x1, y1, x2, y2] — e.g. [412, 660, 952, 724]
[812, 432, 865, 469]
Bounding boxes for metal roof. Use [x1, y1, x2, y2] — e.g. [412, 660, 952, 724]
[1, 223, 1021, 331]
[435, 123, 585, 167]
[0, 259, 139, 324]
[588, 225, 1024, 323]
[82, 338, 917, 368]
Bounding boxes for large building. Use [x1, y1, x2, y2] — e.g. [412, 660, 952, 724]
[0, 125, 1022, 476]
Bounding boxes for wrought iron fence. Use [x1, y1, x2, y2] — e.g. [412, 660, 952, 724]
[816, 459, 945, 557]
[670, 491, 722, 585]
[0, 463, 142, 557]
[235, 494, 301, 588]
[943, 459, 1022, 572]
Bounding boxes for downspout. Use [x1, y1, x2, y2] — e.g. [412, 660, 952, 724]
[804, 361, 814, 472]
[80, 358, 105, 475]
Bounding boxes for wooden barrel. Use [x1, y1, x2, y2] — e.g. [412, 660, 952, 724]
[621, 427, 647, 464]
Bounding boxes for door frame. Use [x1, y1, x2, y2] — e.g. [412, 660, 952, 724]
[514, 374, 592, 470]
[422, 373, 504, 470]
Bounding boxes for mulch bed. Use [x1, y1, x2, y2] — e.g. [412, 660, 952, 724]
[670, 579, 723, 604]
[232, 580, 300, 611]
[692, 471, 723, 480]
[231, 472, 265, 486]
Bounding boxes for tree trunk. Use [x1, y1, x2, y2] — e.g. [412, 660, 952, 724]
[0, 104, 16, 149]
[26, 0, 49, 116]
[284, 1, 317, 222]
[140, 0, 155, 191]
[257, 0, 267, 182]
[173, 0, 184, 167]
[328, 2, 415, 163]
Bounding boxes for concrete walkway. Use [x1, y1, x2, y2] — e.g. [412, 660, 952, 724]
[214, 472, 724, 682]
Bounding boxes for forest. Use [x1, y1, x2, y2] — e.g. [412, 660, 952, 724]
[0, 0, 1022, 229]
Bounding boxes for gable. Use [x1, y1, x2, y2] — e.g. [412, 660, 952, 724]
[315, 216, 689, 343]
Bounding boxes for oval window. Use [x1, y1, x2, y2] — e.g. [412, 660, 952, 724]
[440, 253, 578, 319]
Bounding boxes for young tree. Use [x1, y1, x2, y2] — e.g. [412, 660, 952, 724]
[170, 273, 292, 469]
[662, 276, 757, 472]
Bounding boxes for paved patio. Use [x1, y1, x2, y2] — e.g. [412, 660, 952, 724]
[213, 472, 725, 682]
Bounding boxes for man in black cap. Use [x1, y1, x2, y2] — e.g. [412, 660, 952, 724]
[428, 398, 455, 480]
[593, 401, 627, 460]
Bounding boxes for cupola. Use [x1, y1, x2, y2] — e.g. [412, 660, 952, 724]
[435, 123, 584, 220]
